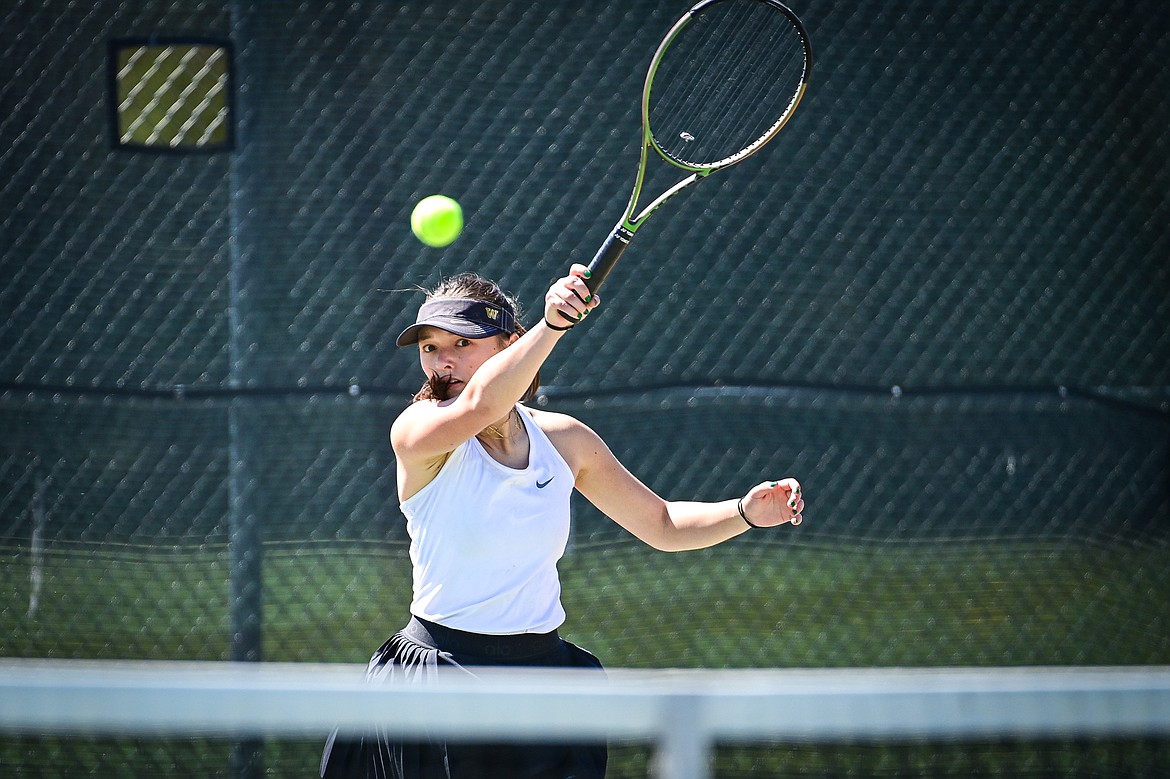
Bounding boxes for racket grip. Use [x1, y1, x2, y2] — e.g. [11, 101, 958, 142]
[585, 225, 634, 294]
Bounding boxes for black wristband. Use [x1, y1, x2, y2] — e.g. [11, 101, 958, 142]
[544, 318, 574, 332]
[737, 497, 763, 529]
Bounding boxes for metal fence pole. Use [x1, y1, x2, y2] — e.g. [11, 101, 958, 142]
[228, 2, 264, 777]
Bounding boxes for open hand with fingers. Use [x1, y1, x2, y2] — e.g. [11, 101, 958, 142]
[737, 479, 804, 528]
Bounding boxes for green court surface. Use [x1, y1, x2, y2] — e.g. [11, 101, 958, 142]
[5, 539, 1167, 666]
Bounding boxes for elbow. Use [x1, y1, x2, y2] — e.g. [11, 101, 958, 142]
[641, 533, 675, 552]
[648, 539, 690, 553]
[641, 506, 691, 553]
[648, 536, 703, 553]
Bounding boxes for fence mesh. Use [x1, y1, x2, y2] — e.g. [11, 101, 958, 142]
[2, 0, 1169, 776]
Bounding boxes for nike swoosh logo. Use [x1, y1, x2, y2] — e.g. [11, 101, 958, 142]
[536, 478, 554, 489]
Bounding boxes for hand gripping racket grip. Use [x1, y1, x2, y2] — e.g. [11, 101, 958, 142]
[585, 224, 635, 294]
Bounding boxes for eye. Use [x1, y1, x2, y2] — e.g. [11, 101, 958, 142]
[420, 344, 435, 353]
[456, 339, 473, 347]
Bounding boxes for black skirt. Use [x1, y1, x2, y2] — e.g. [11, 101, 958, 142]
[320, 617, 608, 779]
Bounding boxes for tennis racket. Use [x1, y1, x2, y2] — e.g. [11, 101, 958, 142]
[583, 0, 812, 295]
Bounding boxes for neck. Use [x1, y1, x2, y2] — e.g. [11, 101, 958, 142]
[477, 407, 519, 443]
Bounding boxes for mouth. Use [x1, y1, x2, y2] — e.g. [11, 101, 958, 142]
[426, 373, 463, 401]
[442, 379, 466, 401]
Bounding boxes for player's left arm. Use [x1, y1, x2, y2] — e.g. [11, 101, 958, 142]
[549, 415, 803, 551]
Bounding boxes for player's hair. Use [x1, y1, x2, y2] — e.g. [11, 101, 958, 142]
[412, 273, 538, 403]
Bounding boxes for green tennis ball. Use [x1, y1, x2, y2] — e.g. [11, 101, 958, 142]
[410, 195, 463, 248]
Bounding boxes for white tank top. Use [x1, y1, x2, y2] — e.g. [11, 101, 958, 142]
[400, 404, 574, 634]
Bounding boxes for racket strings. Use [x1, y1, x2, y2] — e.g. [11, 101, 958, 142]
[658, 5, 760, 131]
[731, 21, 806, 154]
[648, 0, 808, 168]
[650, 10, 757, 161]
[687, 6, 775, 148]
[679, 8, 801, 160]
[666, 6, 766, 153]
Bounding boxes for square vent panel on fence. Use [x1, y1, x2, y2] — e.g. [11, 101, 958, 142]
[108, 38, 234, 152]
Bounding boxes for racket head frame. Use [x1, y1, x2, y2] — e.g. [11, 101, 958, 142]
[586, 0, 812, 293]
[625, 0, 812, 231]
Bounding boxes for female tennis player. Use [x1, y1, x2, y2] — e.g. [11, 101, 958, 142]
[321, 265, 804, 779]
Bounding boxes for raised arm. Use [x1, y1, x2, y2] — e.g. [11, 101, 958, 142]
[392, 267, 599, 469]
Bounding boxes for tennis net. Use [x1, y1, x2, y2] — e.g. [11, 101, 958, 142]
[2, 659, 1168, 779]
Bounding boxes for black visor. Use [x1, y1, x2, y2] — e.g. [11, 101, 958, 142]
[396, 297, 516, 347]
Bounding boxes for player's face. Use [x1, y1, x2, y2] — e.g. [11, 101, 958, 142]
[415, 326, 507, 397]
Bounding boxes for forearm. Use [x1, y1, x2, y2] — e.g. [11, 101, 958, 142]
[460, 263, 595, 415]
[654, 499, 751, 552]
[654, 481, 804, 550]
[460, 321, 564, 413]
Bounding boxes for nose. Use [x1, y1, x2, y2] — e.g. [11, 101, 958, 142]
[429, 346, 455, 371]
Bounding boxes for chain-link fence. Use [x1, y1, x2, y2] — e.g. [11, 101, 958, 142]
[3, 0, 1168, 776]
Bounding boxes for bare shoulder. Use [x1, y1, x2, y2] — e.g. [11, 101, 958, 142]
[523, 406, 596, 439]
[390, 399, 456, 462]
[388, 400, 428, 451]
[522, 406, 607, 472]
